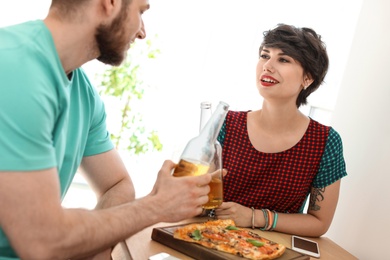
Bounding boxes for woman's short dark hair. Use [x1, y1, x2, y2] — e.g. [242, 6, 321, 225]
[260, 24, 329, 108]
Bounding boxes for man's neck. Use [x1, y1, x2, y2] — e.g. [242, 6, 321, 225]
[43, 16, 99, 74]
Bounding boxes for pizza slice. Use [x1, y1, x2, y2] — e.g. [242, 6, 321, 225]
[173, 219, 286, 260]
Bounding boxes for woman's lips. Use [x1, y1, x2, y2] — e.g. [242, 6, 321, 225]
[260, 75, 279, 87]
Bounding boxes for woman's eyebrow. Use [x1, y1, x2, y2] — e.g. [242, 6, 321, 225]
[262, 48, 288, 56]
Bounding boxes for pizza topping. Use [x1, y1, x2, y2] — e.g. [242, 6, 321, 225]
[173, 219, 286, 260]
[226, 225, 239, 230]
[189, 229, 202, 240]
[202, 229, 229, 242]
[246, 239, 264, 247]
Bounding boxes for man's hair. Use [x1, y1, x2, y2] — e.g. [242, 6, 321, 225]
[259, 24, 329, 108]
[50, 0, 132, 19]
[50, 0, 91, 17]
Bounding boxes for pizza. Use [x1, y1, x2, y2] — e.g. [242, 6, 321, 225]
[173, 219, 286, 260]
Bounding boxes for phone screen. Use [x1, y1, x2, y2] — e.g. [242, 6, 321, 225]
[293, 236, 319, 253]
[292, 236, 320, 258]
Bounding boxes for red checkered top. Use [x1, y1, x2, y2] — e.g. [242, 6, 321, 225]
[219, 111, 330, 213]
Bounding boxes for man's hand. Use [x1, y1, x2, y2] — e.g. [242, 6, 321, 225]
[148, 160, 211, 222]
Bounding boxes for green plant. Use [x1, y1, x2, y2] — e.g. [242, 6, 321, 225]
[97, 38, 162, 154]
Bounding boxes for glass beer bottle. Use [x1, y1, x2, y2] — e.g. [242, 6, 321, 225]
[198, 101, 224, 209]
[173, 101, 229, 209]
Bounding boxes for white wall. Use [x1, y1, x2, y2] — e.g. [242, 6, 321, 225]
[326, 0, 390, 259]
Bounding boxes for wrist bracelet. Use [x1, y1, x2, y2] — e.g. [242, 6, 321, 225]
[266, 209, 273, 230]
[271, 210, 278, 231]
[251, 207, 255, 229]
[260, 209, 269, 231]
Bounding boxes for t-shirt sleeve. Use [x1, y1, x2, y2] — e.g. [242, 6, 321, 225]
[217, 120, 227, 148]
[0, 64, 57, 170]
[313, 127, 347, 188]
[80, 71, 114, 157]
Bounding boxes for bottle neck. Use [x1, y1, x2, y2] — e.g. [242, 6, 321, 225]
[180, 101, 229, 165]
[198, 101, 228, 148]
[199, 101, 212, 133]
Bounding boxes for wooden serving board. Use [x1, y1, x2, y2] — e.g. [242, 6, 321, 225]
[151, 224, 309, 260]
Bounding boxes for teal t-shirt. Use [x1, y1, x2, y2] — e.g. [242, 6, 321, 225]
[0, 20, 114, 258]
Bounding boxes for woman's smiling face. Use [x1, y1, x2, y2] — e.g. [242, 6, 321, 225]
[256, 47, 311, 104]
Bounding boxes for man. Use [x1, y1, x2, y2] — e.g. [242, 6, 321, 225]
[0, 0, 211, 259]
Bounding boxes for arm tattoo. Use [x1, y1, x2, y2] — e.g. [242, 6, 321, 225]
[309, 187, 325, 211]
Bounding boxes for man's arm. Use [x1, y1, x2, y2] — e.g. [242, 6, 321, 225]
[0, 160, 211, 259]
[78, 149, 136, 259]
[80, 149, 135, 210]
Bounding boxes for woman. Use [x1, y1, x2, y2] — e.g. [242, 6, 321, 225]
[214, 24, 347, 237]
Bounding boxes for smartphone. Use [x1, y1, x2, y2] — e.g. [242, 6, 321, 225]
[291, 235, 320, 258]
[148, 252, 181, 260]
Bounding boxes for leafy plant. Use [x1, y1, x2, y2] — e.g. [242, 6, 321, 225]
[97, 37, 162, 154]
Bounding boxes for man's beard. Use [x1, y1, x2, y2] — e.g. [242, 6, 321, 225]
[95, 6, 129, 66]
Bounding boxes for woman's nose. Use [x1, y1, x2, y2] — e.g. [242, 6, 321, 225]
[263, 60, 275, 73]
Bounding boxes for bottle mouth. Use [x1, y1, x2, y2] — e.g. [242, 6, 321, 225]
[219, 101, 230, 109]
[200, 101, 212, 109]
[200, 101, 230, 109]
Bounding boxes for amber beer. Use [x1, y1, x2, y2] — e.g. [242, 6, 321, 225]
[172, 159, 209, 177]
[202, 174, 223, 209]
[173, 159, 223, 209]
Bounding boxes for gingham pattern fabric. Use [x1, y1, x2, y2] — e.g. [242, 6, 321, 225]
[217, 111, 347, 213]
[313, 128, 347, 188]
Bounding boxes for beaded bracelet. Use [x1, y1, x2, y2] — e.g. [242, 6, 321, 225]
[260, 209, 269, 231]
[251, 207, 255, 229]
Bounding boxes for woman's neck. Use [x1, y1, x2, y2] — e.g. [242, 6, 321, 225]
[254, 103, 309, 132]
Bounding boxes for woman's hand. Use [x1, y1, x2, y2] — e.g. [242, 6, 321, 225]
[214, 201, 252, 227]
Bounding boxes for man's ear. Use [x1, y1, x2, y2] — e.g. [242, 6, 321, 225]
[100, 0, 120, 18]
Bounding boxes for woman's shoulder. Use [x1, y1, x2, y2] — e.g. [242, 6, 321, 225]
[228, 110, 250, 115]
[309, 118, 331, 132]
[223, 110, 251, 132]
[227, 110, 251, 119]
[309, 118, 342, 140]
